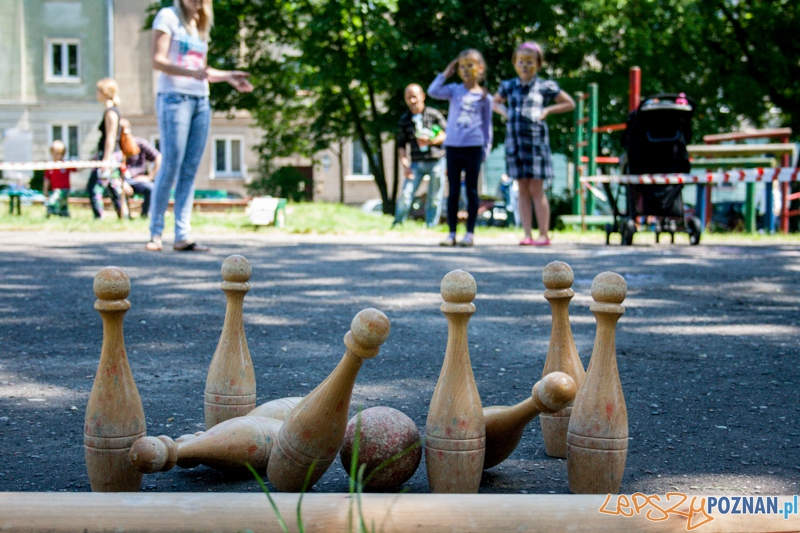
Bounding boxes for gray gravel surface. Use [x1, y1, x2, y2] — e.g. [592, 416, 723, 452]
[0, 232, 798, 495]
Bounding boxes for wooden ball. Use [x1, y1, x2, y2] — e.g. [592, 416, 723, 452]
[93, 267, 130, 300]
[591, 272, 627, 304]
[350, 308, 391, 349]
[129, 436, 168, 474]
[340, 407, 422, 491]
[221, 255, 251, 283]
[542, 261, 573, 290]
[535, 371, 578, 412]
[440, 270, 477, 303]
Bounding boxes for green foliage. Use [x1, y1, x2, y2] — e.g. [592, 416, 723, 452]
[248, 166, 311, 202]
[29, 170, 44, 193]
[145, 0, 798, 214]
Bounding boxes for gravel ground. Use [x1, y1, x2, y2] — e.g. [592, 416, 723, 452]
[0, 231, 798, 496]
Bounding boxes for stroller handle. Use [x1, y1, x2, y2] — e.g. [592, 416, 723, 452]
[641, 93, 696, 108]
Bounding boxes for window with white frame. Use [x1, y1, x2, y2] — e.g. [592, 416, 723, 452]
[50, 124, 80, 159]
[348, 139, 373, 179]
[212, 136, 246, 178]
[46, 39, 80, 83]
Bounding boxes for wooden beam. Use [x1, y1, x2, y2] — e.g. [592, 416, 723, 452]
[1, 492, 797, 533]
[687, 143, 796, 158]
[703, 128, 792, 144]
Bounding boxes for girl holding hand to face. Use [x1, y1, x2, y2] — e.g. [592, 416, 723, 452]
[494, 42, 575, 246]
[147, 0, 253, 252]
[428, 49, 493, 247]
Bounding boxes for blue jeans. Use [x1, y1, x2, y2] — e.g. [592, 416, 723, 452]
[393, 158, 445, 227]
[150, 92, 211, 242]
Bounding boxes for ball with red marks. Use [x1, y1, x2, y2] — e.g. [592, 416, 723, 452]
[340, 406, 422, 491]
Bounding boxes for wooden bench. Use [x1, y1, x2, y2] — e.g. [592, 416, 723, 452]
[557, 214, 614, 230]
[67, 197, 250, 213]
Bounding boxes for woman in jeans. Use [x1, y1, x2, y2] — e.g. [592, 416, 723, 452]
[146, 0, 252, 252]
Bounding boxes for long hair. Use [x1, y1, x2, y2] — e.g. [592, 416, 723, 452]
[174, 0, 214, 40]
[96, 77, 120, 106]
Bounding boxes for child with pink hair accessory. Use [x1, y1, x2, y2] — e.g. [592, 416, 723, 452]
[493, 42, 575, 246]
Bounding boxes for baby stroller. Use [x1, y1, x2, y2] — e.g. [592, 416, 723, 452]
[604, 93, 702, 245]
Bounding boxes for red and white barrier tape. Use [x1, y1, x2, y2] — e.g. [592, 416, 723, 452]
[582, 167, 800, 185]
[0, 160, 119, 171]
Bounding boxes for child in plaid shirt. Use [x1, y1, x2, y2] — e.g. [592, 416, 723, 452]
[493, 42, 574, 246]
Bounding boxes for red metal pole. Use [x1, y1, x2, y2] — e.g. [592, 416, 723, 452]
[628, 67, 641, 112]
[780, 134, 790, 233]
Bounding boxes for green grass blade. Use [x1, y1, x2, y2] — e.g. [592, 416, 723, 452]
[245, 463, 290, 533]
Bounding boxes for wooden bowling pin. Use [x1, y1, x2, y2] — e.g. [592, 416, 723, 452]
[483, 371, 577, 470]
[425, 270, 484, 493]
[205, 255, 256, 429]
[567, 272, 628, 494]
[267, 308, 390, 492]
[129, 416, 283, 474]
[247, 397, 304, 421]
[84, 267, 146, 492]
[540, 261, 586, 458]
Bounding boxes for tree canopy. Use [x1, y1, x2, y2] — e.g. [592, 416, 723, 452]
[146, 0, 800, 205]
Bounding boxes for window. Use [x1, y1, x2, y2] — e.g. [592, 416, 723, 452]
[46, 39, 80, 83]
[211, 136, 246, 178]
[349, 139, 373, 178]
[50, 124, 80, 159]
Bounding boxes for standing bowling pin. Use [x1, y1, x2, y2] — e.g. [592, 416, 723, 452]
[267, 308, 390, 492]
[567, 272, 628, 494]
[129, 416, 283, 474]
[205, 255, 256, 429]
[84, 267, 146, 492]
[540, 261, 586, 458]
[483, 371, 577, 470]
[425, 270, 485, 493]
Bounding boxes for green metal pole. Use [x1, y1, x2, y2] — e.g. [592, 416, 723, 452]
[572, 92, 585, 215]
[586, 83, 599, 216]
[745, 183, 756, 233]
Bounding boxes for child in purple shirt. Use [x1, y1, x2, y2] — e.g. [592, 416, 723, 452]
[428, 49, 493, 247]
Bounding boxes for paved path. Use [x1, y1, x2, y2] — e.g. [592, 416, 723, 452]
[0, 232, 798, 495]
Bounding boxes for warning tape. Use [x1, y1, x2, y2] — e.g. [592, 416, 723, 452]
[581, 167, 800, 185]
[0, 160, 119, 171]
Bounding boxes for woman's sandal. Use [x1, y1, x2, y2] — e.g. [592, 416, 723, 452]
[145, 237, 163, 252]
[173, 240, 210, 252]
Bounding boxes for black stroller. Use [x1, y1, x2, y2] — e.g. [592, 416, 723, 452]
[604, 93, 702, 245]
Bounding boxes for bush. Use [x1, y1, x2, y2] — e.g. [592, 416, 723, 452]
[248, 166, 311, 202]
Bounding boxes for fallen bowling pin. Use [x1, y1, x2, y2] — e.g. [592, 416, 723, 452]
[483, 371, 577, 470]
[247, 397, 304, 421]
[267, 308, 391, 492]
[129, 416, 283, 474]
[567, 272, 628, 494]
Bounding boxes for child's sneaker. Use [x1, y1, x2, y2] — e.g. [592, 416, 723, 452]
[439, 236, 456, 247]
[458, 235, 474, 247]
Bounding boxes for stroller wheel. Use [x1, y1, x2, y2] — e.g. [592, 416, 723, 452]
[604, 223, 614, 245]
[621, 219, 636, 246]
[687, 216, 702, 245]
